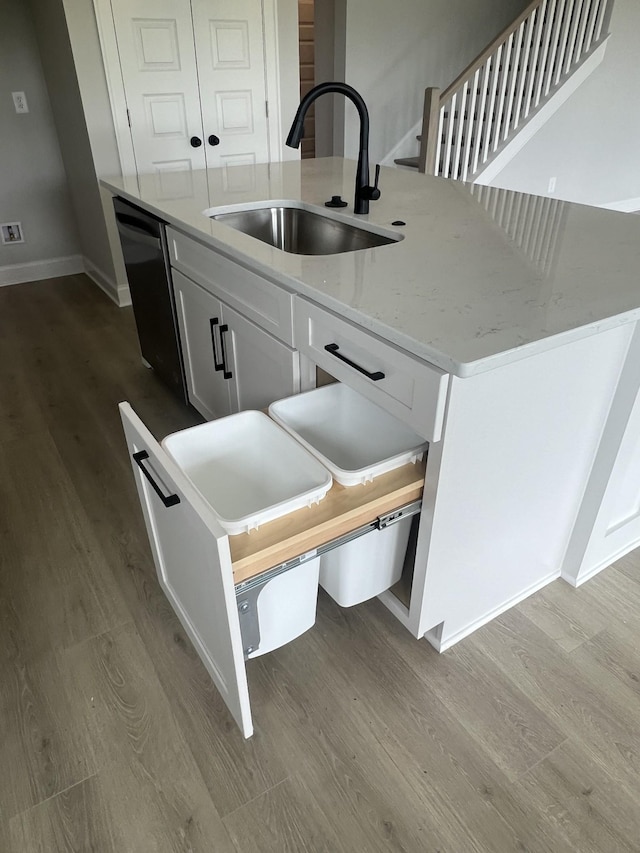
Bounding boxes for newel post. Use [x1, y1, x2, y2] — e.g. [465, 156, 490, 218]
[418, 87, 441, 175]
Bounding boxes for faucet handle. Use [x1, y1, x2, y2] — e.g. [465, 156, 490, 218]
[364, 164, 381, 202]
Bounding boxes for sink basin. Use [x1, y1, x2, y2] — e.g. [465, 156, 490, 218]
[210, 205, 401, 255]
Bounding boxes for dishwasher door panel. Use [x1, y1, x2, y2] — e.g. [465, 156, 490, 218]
[114, 198, 187, 402]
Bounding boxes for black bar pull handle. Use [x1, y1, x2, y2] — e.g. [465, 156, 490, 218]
[219, 324, 233, 379]
[210, 317, 225, 371]
[324, 343, 385, 381]
[133, 450, 180, 507]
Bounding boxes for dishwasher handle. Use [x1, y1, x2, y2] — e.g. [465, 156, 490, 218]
[115, 212, 162, 250]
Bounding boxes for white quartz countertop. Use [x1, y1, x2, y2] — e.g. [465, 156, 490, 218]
[102, 158, 640, 377]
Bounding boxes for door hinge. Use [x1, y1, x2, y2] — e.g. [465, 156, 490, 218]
[126, 109, 131, 128]
[265, 100, 269, 118]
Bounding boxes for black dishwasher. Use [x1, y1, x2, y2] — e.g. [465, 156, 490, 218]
[114, 197, 187, 403]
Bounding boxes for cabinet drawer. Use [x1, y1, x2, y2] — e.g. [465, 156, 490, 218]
[121, 402, 424, 739]
[295, 298, 449, 441]
[167, 227, 294, 345]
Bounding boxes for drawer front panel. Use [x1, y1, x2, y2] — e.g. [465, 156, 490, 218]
[168, 228, 294, 345]
[295, 298, 449, 441]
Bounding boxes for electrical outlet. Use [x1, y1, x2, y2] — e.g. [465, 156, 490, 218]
[1, 222, 24, 244]
[548, 176, 557, 194]
[12, 92, 29, 113]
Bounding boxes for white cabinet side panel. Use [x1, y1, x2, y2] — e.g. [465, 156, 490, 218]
[409, 324, 633, 648]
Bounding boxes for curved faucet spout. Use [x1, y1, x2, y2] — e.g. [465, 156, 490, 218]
[286, 82, 380, 215]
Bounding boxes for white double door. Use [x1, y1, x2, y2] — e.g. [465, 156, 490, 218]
[110, 0, 271, 182]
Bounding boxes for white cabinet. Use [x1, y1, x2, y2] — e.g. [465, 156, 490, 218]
[101, 0, 274, 178]
[224, 303, 300, 413]
[173, 269, 232, 420]
[173, 268, 300, 420]
[294, 298, 449, 442]
[120, 401, 424, 738]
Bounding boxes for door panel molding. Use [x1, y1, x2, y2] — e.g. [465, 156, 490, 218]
[92, 0, 285, 177]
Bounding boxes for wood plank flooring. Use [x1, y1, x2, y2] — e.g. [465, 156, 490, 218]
[1, 274, 640, 852]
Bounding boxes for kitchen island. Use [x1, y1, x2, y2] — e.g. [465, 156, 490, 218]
[103, 157, 640, 665]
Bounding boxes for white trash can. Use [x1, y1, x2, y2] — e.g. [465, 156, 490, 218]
[319, 516, 412, 607]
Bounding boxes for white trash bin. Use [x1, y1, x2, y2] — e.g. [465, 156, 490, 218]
[319, 516, 412, 607]
[270, 384, 426, 606]
[161, 410, 333, 654]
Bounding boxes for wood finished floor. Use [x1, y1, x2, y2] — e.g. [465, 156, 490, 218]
[1, 274, 640, 853]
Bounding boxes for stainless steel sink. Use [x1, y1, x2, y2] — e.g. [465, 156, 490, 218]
[210, 205, 400, 255]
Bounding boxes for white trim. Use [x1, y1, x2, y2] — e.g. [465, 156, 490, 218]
[423, 569, 561, 652]
[92, 0, 138, 179]
[262, 0, 283, 162]
[377, 588, 410, 627]
[93, 0, 284, 174]
[569, 534, 640, 587]
[475, 39, 608, 185]
[598, 197, 640, 213]
[83, 257, 131, 307]
[0, 255, 84, 287]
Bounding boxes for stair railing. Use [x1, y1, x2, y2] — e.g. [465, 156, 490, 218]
[419, 0, 614, 181]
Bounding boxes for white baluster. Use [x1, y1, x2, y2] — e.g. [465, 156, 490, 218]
[492, 33, 514, 151]
[574, 0, 593, 62]
[523, 2, 547, 119]
[564, 0, 584, 74]
[593, 0, 608, 42]
[504, 20, 526, 137]
[442, 93, 457, 179]
[482, 49, 502, 164]
[544, 0, 568, 96]
[583, 0, 601, 52]
[534, 0, 559, 107]
[555, 0, 577, 86]
[435, 106, 445, 177]
[461, 69, 480, 181]
[471, 61, 491, 174]
[514, 14, 537, 128]
[451, 81, 469, 179]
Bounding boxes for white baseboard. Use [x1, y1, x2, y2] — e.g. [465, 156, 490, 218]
[0, 254, 84, 287]
[566, 534, 640, 588]
[424, 569, 561, 652]
[83, 257, 131, 307]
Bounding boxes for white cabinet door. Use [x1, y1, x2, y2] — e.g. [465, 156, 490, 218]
[173, 270, 232, 420]
[119, 402, 253, 738]
[192, 0, 270, 171]
[110, 0, 207, 183]
[108, 0, 270, 186]
[224, 304, 300, 412]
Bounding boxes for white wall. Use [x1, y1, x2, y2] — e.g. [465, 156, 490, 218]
[0, 0, 80, 281]
[339, 0, 532, 164]
[488, 0, 640, 208]
[28, 0, 128, 302]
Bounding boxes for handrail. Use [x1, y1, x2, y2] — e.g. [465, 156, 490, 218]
[441, 0, 544, 103]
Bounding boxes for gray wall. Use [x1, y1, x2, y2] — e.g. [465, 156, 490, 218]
[0, 0, 79, 273]
[339, 0, 532, 164]
[28, 0, 126, 297]
[489, 0, 640, 208]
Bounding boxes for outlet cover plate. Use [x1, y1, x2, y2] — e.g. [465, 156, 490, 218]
[1, 222, 25, 244]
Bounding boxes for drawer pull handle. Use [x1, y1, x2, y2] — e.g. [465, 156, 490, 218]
[324, 343, 385, 381]
[219, 324, 233, 380]
[133, 450, 180, 508]
[210, 317, 225, 371]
